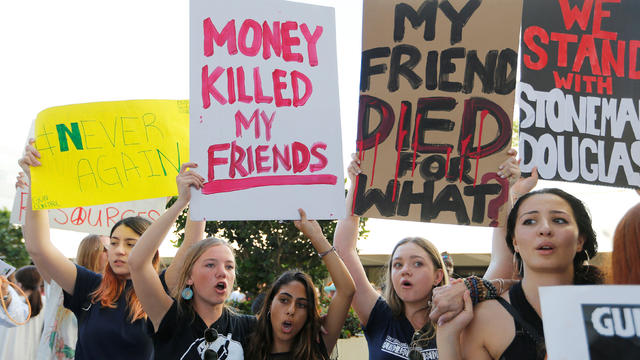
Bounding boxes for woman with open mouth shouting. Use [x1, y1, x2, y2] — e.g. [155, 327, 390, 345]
[128, 162, 256, 360]
[436, 188, 604, 360]
[333, 155, 450, 360]
[245, 208, 355, 360]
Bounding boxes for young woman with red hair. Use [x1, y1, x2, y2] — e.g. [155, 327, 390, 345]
[610, 202, 640, 284]
[19, 140, 203, 360]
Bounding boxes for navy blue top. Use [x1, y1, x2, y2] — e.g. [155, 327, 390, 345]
[63, 265, 153, 360]
[363, 297, 438, 359]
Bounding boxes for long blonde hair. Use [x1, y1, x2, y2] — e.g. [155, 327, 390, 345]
[76, 234, 106, 273]
[382, 237, 449, 340]
[170, 237, 236, 319]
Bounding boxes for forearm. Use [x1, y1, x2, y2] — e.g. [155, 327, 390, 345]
[436, 332, 463, 360]
[23, 193, 53, 258]
[24, 193, 76, 293]
[130, 199, 187, 270]
[165, 210, 205, 290]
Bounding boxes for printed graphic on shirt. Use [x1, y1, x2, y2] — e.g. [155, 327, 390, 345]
[380, 335, 438, 359]
[181, 332, 244, 360]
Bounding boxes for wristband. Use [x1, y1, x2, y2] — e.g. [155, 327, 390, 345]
[318, 246, 336, 258]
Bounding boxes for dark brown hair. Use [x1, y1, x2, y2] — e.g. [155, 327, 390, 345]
[506, 188, 603, 284]
[246, 270, 326, 360]
[15, 265, 43, 317]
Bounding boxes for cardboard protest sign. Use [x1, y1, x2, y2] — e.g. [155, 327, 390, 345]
[354, 0, 522, 226]
[519, 0, 640, 189]
[540, 285, 640, 360]
[11, 177, 166, 235]
[30, 100, 189, 209]
[189, 0, 345, 220]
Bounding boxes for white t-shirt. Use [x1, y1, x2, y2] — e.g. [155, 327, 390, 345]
[0, 285, 30, 327]
[36, 281, 78, 360]
[0, 294, 46, 360]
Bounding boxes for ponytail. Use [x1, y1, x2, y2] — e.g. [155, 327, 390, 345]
[15, 266, 43, 317]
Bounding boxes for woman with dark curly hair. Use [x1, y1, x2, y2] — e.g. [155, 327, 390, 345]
[437, 188, 604, 360]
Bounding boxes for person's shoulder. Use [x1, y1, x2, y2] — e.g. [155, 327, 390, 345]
[473, 296, 509, 325]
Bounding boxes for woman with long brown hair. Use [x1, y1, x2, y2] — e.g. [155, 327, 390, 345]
[245, 209, 355, 360]
[437, 188, 604, 360]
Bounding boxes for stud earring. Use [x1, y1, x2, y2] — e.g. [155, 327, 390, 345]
[181, 285, 193, 300]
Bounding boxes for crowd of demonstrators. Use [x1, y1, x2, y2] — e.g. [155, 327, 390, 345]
[0, 265, 45, 359]
[128, 163, 355, 359]
[6, 137, 639, 360]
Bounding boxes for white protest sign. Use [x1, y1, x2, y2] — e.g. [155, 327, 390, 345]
[540, 285, 640, 360]
[10, 177, 166, 236]
[189, 0, 345, 220]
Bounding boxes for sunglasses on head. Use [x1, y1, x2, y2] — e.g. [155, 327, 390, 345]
[203, 328, 219, 360]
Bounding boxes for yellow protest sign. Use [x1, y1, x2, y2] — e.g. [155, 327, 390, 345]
[31, 100, 189, 210]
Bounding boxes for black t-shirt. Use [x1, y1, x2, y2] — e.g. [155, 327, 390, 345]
[151, 300, 256, 360]
[363, 297, 438, 360]
[63, 264, 154, 360]
[266, 336, 330, 359]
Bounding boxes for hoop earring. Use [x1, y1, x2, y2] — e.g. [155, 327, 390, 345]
[181, 285, 193, 300]
[583, 249, 590, 265]
[513, 252, 523, 277]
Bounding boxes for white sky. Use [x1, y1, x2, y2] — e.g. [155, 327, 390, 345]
[0, 0, 638, 259]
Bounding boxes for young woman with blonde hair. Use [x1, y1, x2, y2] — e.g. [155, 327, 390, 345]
[129, 162, 256, 359]
[333, 157, 449, 360]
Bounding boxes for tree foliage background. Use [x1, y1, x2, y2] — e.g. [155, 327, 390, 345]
[0, 209, 30, 269]
[169, 198, 368, 298]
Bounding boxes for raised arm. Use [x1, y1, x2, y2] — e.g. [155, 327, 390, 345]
[332, 155, 379, 326]
[164, 211, 205, 293]
[15, 172, 51, 285]
[294, 208, 355, 353]
[485, 160, 538, 281]
[129, 162, 204, 331]
[20, 140, 77, 294]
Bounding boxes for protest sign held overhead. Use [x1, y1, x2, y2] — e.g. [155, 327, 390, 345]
[354, 0, 522, 226]
[519, 0, 640, 189]
[189, 0, 345, 220]
[30, 100, 189, 210]
[11, 175, 165, 235]
[540, 285, 640, 360]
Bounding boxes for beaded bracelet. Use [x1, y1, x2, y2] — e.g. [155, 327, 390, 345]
[464, 276, 501, 304]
